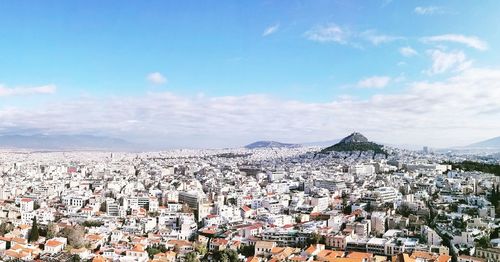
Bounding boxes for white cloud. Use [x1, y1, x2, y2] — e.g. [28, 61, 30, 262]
[262, 24, 279, 37]
[146, 72, 167, 85]
[0, 84, 56, 97]
[426, 49, 471, 75]
[360, 30, 402, 45]
[421, 34, 488, 51]
[414, 6, 444, 15]
[305, 24, 401, 46]
[2, 68, 500, 148]
[304, 23, 349, 44]
[399, 46, 418, 57]
[357, 76, 391, 88]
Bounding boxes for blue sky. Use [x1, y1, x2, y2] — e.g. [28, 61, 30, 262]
[1, 1, 500, 148]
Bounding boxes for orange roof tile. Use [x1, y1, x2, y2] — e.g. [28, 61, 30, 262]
[92, 255, 107, 262]
[437, 255, 452, 262]
[131, 244, 145, 252]
[347, 252, 373, 259]
[46, 240, 64, 247]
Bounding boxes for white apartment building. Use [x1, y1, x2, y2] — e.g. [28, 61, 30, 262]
[371, 211, 387, 236]
[311, 195, 329, 212]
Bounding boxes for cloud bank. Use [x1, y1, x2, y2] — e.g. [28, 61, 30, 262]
[0, 84, 56, 97]
[1, 68, 499, 148]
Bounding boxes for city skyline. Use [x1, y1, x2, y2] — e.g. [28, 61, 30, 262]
[1, 1, 500, 148]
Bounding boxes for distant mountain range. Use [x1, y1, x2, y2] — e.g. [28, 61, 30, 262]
[320, 132, 386, 155]
[440, 136, 500, 154]
[467, 136, 500, 149]
[3, 133, 498, 152]
[244, 141, 300, 149]
[0, 134, 136, 151]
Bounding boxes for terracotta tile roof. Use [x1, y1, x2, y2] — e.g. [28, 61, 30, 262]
[0, 236, 12, 241]
[5, 249, 29, 259]
[288, 256, 307, 261]
[12, 237, 27, 244]
[167, 239, 192, 247]
[347, 252, 373, 259]
[92, 255, 107, 262]
[131, 244, 145, 252]
[246, 256, 259, 262]
[437, 255, 452, 262]
[410, 251, 437, 260]
[318, 249, 344, 259]
[18, 224, 31, 230]
[328, 258, 364, 262]
[45, 239, 64, 247]
[241, 205, 252, 212]
[86, 234, 104, 241]
[271, 247, 285, 254]
[71, 247, 88, 254]
[305, 245, 317, 255]
[212, 238, 229, 245]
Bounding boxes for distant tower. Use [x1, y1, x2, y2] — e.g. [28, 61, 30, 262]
[423, 146, 429, 154]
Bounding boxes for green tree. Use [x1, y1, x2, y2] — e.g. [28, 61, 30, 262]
[342, 194, 351, 214]
[99, 201, 107, 213]
[239, 245, 255, 257]
[227, 198, 237, 206]
[46, 222, 58, 239]
[449, 203, 459, 212]
[213, 249, 238, 262]
[307, 232, 321, 245]
[0, 222, 14, 235]
[146, 247, 161, 259]
[28, 217, 40, 242]
[397, 204, 412, 217]
[225, 249, 239, 262]
[490, 228, 499, 239]
[365, 201, 373, 212]
[184, 252, 199, 262]
[476, 236, 491, 248]
[194, 242, 207, 256]
[70, 254, 81, 262]
[59, 226, 85, 248]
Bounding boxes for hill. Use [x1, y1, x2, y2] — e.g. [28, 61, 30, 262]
[320, 132, 386, 155]
[245, 141, 299, 149]
[467, 136, 500, 149]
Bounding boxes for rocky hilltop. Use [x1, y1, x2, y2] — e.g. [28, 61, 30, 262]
[321, 132, 386, 155]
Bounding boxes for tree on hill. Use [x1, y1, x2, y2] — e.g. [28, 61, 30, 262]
[185, 252, 200, 262]
[342, 193, 352, 214]
[194, 242, 207, 256]
[213, 249, 238, 262]
[0, 222, 14, 235]
[307, 232, 322, 245]
[28, 216, 39, 242]
[145, 246, 161, 259]
[99, 201, 107, 213]
[59, 225, 85, 248]
[46, 222, 58, 239]
[70, 254, 81, 262]
[238, 244, 255, 257]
